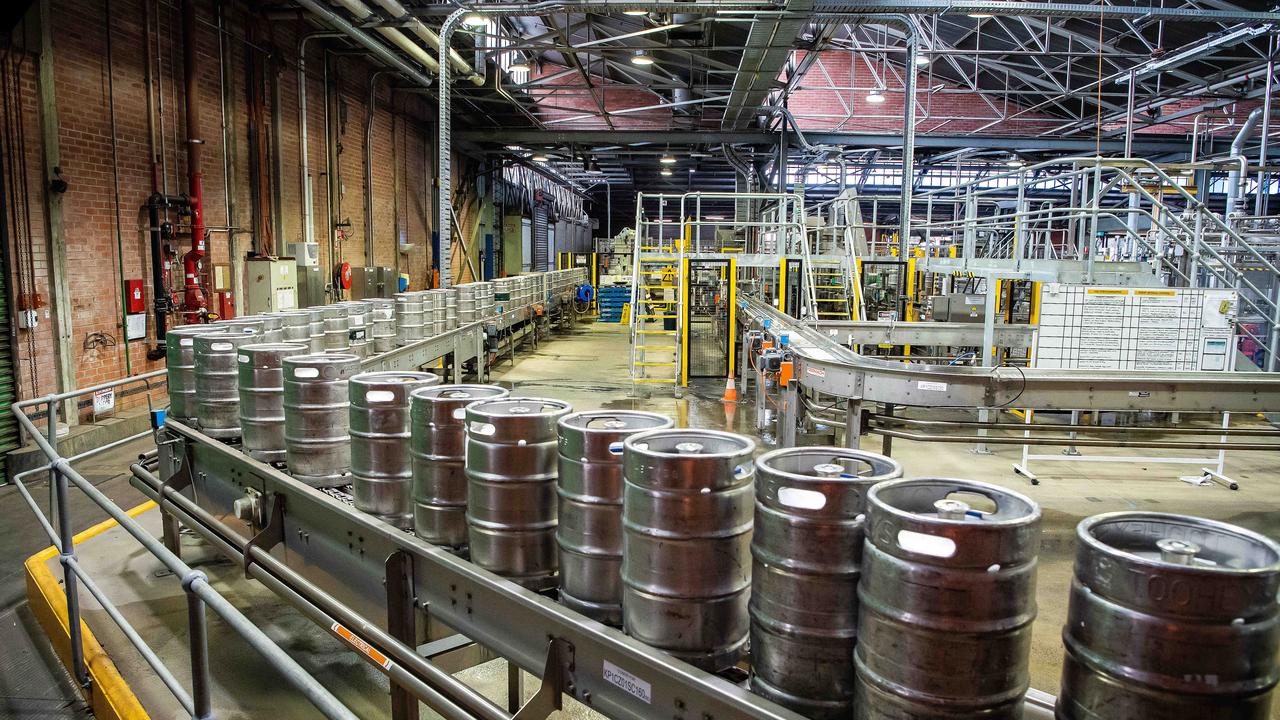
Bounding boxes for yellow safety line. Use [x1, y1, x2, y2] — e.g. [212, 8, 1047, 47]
[26, 500, 157, 720]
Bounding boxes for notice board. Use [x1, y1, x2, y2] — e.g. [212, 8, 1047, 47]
[1033, 283, 1237, 372]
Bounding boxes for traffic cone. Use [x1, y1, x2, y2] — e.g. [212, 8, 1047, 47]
[722, 374, 738, 402]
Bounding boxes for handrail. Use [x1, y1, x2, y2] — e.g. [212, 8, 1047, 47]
[10, 371, 358, 720]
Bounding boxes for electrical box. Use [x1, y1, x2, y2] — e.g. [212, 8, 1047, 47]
[289, 242, 320, 267]
[931, 293, 986, 323]
[296, 266, 324, 308]
[245, 257, 298, 314]
[214, 291, 235, 321]
[125, 279, 145, 314]
[349, 267, 379, 300]
[374, 266, 395, 298]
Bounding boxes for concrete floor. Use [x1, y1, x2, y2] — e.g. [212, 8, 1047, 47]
[4, 318, 1280, 718]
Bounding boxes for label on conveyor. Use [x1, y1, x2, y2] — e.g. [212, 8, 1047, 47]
[918, 381, 948, 392]
[331, 622, 393, 670]
[603, 660, 651, 704]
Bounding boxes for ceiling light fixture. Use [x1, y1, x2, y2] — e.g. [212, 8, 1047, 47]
[631, 50, 655, 66]
[624, 9, 648, 15]
[915, 54, 931, 66]
[532, 153, 549, 162]
[505, 144, 524, 151]
[462, 13, 490, 27]
[660, 153, 676, 164]
[1006, 157, 1025, 168]
[660, 169, 673, 176]
[508, 57, 531, 73]
[866, 90, 886, 104]
[967, 12, 993, 18]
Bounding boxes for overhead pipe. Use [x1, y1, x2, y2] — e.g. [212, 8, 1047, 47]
[365, 70, 390, 264]
[181, 0, 208, 320]
[297, 32, 342, 250]
[369, 0, 485, 85]
[1225, 107, 1262, 219]
[293, 0, 435, 89]
[1256, 33, 1275, 217]
[330, 0, 443, 74]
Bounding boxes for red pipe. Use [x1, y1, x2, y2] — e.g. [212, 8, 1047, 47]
[182, 0, 208, 318]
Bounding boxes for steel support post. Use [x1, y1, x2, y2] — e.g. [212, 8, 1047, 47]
[844, 399, 862, 449]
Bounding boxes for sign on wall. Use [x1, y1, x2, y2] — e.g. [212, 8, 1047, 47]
[1033, 284, 1237, 372]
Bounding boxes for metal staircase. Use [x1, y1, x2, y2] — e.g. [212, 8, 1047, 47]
[629, 208, 684, 388]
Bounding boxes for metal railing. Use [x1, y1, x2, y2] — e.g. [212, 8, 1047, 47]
[10, 371, 358, 720]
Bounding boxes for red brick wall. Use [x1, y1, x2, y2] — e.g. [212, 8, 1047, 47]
[785, 50, 1064, 135]
[2, 0, 439, 417]
[527, 62, 673, 129]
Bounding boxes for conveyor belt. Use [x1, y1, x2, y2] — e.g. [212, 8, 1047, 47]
[739, 295, 1280, 412]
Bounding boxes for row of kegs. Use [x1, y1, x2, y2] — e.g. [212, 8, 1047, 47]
[160, 350, 1280, 720]
[491, 268, 586, 310]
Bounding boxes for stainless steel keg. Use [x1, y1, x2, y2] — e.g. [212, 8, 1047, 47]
[1057, 512, 1280, 720]
[444, 292, 457, 330]
[409, 384, 509, 548]
[165, 325, 221, 426]
[855, 477, 1041, 720]
[237, 343, 308, 463]
[394, 293, 424, 346]
[557, 410, 673, 625]
[342, 300, 372, 358]
[465, 397, 571, 589]
[370, 300, 395, 354]
[455, 284, 477, 325]
[248, 314, 284, 343]
[349, 371, 441, 529]
[283, 353, 361, 486]
[218, 316, 264, 337]
[322, 306, 350, 351]
[299, 307, 325, 352]
[193, 332, 255, 439]
[750, 447, 903, 719]
[621, 428, 755, 671]
[279, 311, 312, 347]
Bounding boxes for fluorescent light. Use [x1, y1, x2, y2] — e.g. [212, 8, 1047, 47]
[915, 54, 931, 66]
[631, 50, 655, 66]
[623, 9, 648, 15]
[1006, 158, 1025, 168]
[660, 169, 673, 176]
[659, 153, 676, 164]
[968, 12, 993, 18]
[866, 90, 886, 104]
[508, 59, 531, 73]
[505, 144, 525, 151]
[532, 153, 549, 162]
[462, 13, 490, 27]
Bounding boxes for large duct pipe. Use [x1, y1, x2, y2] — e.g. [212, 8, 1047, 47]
[1225, 107, 1262, 218]
[293, 0, 435, 88]
[370, 0, 485, 85]
[330, 0, 442, 74]
[181, 0, 208, 319]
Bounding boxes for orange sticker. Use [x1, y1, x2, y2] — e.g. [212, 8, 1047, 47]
[331, 622, 393, 670]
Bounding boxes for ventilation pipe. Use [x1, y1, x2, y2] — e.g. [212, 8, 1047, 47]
[1226, 107, 1263, 218]
[369, 0, 486, 85]
[181, 0, 208, 319]
[293, 0, 435, 87]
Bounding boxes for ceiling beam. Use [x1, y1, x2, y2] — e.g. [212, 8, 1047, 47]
[461, 128, 1194, 152]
